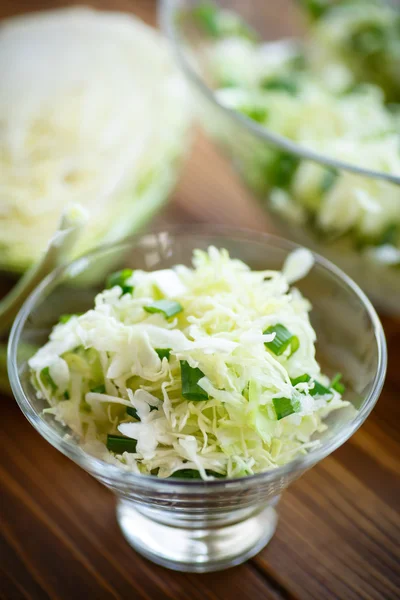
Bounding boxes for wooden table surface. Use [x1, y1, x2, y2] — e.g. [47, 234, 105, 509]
[1, 1, 399, 599]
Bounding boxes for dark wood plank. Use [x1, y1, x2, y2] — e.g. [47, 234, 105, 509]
[1, 474, 120, 600]
[266, 458, 399, 599]
[0, 571, 30, 600]
[0, 531, 51, 600]
[252, 387, 400, 600]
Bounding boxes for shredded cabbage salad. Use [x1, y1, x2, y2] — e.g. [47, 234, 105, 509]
[29, 247, 348, 480]
[306, 0, 400, 103]
[0, 8, 190, 272]
[192, 1, 400, 265]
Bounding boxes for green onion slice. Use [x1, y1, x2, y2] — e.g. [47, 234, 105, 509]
[192, 1, 257, 41]
[192, 1, 220, 37]
[106, 269, 134, 295]
[170, 469, 225, 479]
[291, 373, 333, 397]
[301, 0, 331, 20]
[320, 168, 338, 194]
[126, 405, 157, 421]
[273, 396, 302, 420]
[41, 367, 57, 391]
[59, 313, 81, 324]
[262, 76, 298, 95]
[106, 434, 137, 454]
[267, 152, 299, 189]
[350, 23, 385, 56]
[379, 224, 398, 247]
[290, 374, 311, 386]
[310, 380, 332, 397]
[180, 360, 209, 401]
[90, 384, 106, 394]
[264, 324, 300, 356]
[144, 300, 183, 319]
[331, 373, 345, 394]
[126, 406, 139, 420]
[155, 348, 171, 360]
[239, 105, 268, 123]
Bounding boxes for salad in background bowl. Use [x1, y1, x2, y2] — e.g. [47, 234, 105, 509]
[160, 0, 400, 314]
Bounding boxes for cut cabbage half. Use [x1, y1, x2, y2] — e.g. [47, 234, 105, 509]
[0, 7, 190, 272]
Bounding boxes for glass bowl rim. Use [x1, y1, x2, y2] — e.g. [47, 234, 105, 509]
[159, 0, 400, 186]
[8, 225, 387, 490]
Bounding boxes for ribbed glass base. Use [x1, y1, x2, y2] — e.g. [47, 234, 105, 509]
[116, 499, 279, 572]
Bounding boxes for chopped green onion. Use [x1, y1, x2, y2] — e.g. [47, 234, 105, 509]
[126, 405, 157, 421]
[170, 469, 225, 479]
[170, 469, 203, 479]
[180, 360, 209, 401]
[267, 152, 299, 189]
[239, 105, 268, 123]
[106, 269, 134, 295]
[290, 374, 311, 386]
[273, 396, 302, 420]
[264, 324, 299, 356]
[106, 434, 137, 454]
[192, 1, 220, 37]
[90, 384, 106, 394]
[379, 223, 398, 247]
[262, 76, 298, 95]
[320, 168, 338, 194]
[300, 0, 331, 20]
[192, 1, 257, 41]
[291, 373, 334, 397]
[310, 380, 332, 397]
[59, 313, 77, 324]
[126, 406, 139, 420]
[350, 23, 386, 57]
[155, 348, 171, 360]
[144, 300, 183, 319]
[290, 337, 300, 355]
[41, 367, 57, 391]
[331, 373, 345, 395]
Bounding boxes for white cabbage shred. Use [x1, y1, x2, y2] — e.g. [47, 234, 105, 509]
[29, 247, 349, 480]
[0, 7, 190, 271]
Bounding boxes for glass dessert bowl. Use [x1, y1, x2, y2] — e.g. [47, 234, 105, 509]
[8, 229, 386, 572]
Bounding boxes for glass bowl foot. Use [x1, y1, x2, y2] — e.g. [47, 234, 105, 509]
[116, 500, 278, 572]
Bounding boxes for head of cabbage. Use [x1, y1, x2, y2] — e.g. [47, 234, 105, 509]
[0, 7, 191, 272]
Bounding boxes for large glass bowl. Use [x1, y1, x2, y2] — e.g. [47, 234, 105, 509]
[8, 229, 386, 572]
[160, 0, 400, 314]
